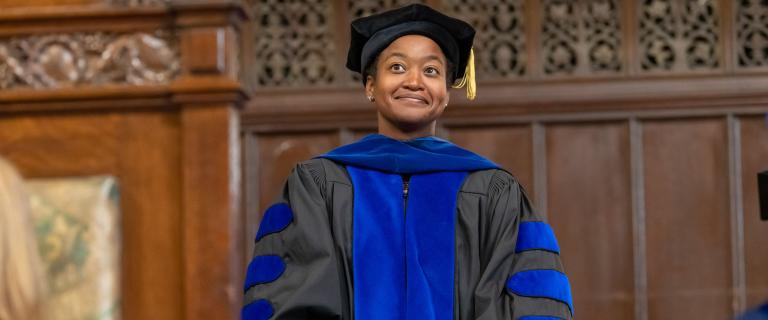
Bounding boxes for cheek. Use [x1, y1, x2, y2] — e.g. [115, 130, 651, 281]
[430, 85, 449, 106]
[374, 82, 397, 102]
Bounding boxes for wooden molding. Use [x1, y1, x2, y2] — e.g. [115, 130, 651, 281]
[181, 28, 227, 74]
[0, 76, 248, 113]
[170, 76, 248, 106]
[0, 0, 246, 35]
[0, 4, 171, 36]
[169, 0, 248, 29]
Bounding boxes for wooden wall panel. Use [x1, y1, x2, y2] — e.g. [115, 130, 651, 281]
[256, 132, 340, 211]
[740, 115, 768, 309]
[643, 118, 732, 319]
[546, 122, 635, 320]
[119, 111, 183, 320]
[448, 125, 534, 197]
[0, 112, 120, 177]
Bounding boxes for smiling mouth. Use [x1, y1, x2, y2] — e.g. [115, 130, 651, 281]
[395, 96, 429, 104]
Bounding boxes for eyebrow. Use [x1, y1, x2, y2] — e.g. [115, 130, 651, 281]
[384, 52, 444, 64]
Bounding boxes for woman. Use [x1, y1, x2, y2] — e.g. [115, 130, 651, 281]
[0, 157, 46, 320]
[243, 4, 572, 320]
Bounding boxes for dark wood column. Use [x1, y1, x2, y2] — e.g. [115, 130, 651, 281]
[173, 2, 248, 318]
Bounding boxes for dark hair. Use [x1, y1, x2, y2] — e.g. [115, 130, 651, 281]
[364, 56, 455, 87]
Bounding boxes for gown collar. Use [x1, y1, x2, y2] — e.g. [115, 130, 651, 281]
[317, 134, 499, 174]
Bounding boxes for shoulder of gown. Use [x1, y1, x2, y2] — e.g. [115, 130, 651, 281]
[457, 168, 574, 320]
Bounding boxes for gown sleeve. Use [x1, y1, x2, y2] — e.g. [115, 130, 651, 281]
[242, 161, 345, 320]
[476, 170, 573, 320]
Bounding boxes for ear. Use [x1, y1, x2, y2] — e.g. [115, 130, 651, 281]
[443, 90, 451, 108]
[365, 75, 375, 97]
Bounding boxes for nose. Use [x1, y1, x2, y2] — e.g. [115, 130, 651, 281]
[403, 70, 424, 91]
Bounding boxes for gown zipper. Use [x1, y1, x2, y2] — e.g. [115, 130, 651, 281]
[402, 176, 410, 211]
[402, 174, 410, 311]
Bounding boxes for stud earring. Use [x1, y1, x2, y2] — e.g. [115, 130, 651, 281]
[368, 96, 375, 102]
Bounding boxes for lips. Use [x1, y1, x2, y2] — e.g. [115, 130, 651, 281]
[395, 93, 429, 104]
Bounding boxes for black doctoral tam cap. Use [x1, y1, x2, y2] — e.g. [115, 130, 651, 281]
[346, 4, 477, 100]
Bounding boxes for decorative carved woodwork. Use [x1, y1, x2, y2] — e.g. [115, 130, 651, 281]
[248, 0, 338, 87]
[444, 0, 527, 79]
[540, 0, 623, 75]
[245, 0, 767, 88]
[0, 31, 179, 89]
[736, 0, 768, 69]
[638, 0, 721, 73]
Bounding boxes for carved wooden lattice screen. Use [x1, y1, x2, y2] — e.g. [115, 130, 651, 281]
[244, 0, 768, 89]
[242, 1, 768, 320]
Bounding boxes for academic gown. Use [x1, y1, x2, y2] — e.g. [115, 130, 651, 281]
[243, 134, 573, 320]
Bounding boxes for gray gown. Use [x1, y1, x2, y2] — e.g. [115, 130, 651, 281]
[243, 158, 572, 320]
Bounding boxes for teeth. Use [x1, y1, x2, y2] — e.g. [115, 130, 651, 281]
[399, 97, 426, 103]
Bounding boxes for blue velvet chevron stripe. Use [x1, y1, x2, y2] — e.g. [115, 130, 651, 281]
[347, 166, 467, 320]
[241, 299, 274, 320]
[243, 255, 286, 292]
[255, 203, 293, 241]
[506, 269, 573, 315]
[515, 221, 560, 254]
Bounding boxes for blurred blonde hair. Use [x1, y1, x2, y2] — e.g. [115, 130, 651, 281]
[0, 157, 46, 320]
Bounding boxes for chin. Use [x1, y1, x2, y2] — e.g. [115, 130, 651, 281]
[392, 115, 436, 131]
[392, 105, 438, 119]
[392, 110, 432, 123]
[379, 103, 442, 131]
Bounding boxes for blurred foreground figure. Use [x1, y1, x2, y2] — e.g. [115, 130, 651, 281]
[0, 157, 46, 320]
[738, 302, 768, 320]
[242, 4, 572, 320]
[741, 172, 768, 320]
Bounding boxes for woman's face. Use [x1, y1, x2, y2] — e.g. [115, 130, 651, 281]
[366, 35, 450, 137]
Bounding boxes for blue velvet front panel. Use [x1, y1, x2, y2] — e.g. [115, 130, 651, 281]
[347, 166, 467, 320]
[405, 171, 467, 320]
[348, 166, 406, 320]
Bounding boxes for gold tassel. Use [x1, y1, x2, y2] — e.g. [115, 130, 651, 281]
[452, 47, 476, 100]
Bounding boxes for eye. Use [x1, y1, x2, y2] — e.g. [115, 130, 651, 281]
[390, 63, 405, 73]
[424, 66, 440, 76]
